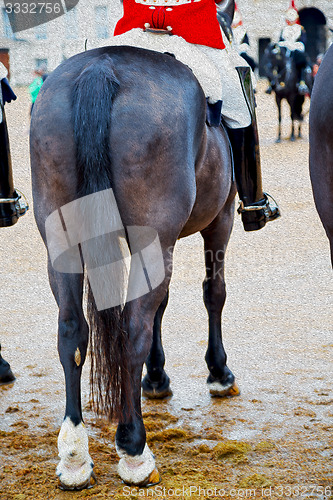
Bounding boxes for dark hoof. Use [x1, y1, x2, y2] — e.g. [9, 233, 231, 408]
[207, 368, 239, 397]
[142, 374, 172, 399]
[290, 136, 296, 142]
[0, 358, 15, 385]
[59, 471, 97, 491]
[275, 138, 281, 143]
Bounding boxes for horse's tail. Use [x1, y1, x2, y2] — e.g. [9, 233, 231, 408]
[72, 53, 119, 196]
[71, 53, 132, 421]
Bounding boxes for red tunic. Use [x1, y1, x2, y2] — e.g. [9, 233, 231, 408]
[114, 0, 225, 50]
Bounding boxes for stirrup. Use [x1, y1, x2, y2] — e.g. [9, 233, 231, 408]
[238, 193, 281, 231]
[0, 189, 29, 227]
[238, 192, 280, 218]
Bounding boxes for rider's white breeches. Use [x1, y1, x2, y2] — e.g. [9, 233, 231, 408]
[195, 30, 252, 129]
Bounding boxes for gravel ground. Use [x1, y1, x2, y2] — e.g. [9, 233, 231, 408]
[0, 80, 332, 500]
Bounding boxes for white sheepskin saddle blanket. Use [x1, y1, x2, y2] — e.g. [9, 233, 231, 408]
[103, 29, 222, 103]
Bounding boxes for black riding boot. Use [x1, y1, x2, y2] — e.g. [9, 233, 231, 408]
[226, 67, 280, 231]
[0, 91, 28, 227]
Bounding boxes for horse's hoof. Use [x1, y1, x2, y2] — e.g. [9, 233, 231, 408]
[57, 418, 94, 491]
[0, 367, 15, 385]
[142, 374, 172, 399]
[275, 138, 281, 143]
[290, 136, 296, 142]
[207, 370, 240, 398]
[137, 468, 161, 487]
[117, 443, 158, 486]
[58, 471, 97, 491]
[0, 355, 15, 385]
[208, 380, 240, 397]
[142, 386, 173, 399]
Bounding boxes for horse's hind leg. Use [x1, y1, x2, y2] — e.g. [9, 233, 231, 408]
[115, 286, 170, 486]
[141, 290, 172, 399]
[201, 204, 239, 397]
[48, 264, 95, 490]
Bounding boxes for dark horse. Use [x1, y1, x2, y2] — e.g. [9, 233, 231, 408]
[309, 45, 333, 267]
[30, 22, 240, 493]
[263, 43, 312, 143]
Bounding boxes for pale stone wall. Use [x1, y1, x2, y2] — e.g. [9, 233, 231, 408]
[0, 0, 332, 84]
[0, 0, 123, 84]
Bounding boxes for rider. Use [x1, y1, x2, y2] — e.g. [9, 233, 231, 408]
[275, 0, 311, 95]
[114, 0, 280, 232]
[0, 61, 28, 228]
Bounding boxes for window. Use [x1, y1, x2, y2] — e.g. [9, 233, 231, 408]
[65, 7, 78, 39]
[95, 6, 109, 39]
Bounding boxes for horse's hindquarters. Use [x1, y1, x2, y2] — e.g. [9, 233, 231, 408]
[309, 45, 333, 266]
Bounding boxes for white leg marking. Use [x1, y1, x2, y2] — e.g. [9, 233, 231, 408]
[56, 417, 94, 489]
[208, 380, 233, 396]
[117, 443, 156, 485]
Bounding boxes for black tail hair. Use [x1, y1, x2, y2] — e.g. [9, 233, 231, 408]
[72, 53, 119, 196]
[72, 53, 132, 421]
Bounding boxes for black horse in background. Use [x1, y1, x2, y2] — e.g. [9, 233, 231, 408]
[263, 43, 313, 143]
[309, 44, 333, 267]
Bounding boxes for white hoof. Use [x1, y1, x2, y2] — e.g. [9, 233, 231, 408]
[117, 443, 159, 485]
[56, 417, 94, 490]
[208, 380, 240, 397]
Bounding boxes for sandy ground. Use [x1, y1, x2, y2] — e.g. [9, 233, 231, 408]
[0, 81, 332, 500]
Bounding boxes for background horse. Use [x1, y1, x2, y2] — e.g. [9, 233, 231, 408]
[263, 42, 312, 143]
[30, 38, 238, 488]
[309, 45, 333, 267]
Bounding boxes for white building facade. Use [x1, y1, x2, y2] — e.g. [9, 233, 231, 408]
[0, 0, 332, 84]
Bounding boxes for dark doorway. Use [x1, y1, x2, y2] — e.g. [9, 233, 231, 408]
[0, 48, 10, 79]
[299, 8, 326, 63]
[258, 37, 271, 77]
